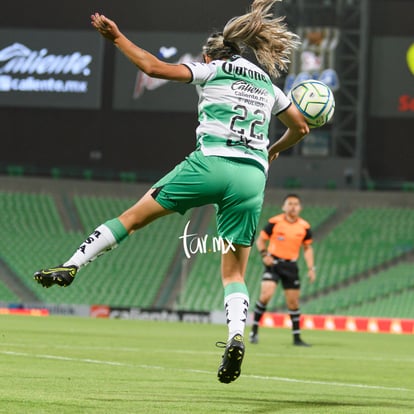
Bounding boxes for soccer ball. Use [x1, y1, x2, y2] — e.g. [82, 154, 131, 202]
[288, 80, 335, 128]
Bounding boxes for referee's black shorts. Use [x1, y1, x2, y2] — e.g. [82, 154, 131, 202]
[261, 257, 300, 290]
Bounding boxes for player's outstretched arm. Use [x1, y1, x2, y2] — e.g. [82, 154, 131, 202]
[90, 13, 191, 82]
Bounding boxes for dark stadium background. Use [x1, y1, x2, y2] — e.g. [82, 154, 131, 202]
[1, 0, 413, 189]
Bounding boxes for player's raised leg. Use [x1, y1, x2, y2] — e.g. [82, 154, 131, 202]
[34, 189, 173, 288]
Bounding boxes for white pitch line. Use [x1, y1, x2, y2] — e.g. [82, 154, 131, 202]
[246, 374, 412, 392]
[2, 342, 414, 364]
[0, 350, 411, 393]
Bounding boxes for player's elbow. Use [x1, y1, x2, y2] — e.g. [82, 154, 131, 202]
[144, 66, 162, 78]
[145, 67, 174, 81]
[296, 120, 310, 138]
[145, 60, 182, 80]
[289, 121, 310, 146]
[138, 59, 166, 79]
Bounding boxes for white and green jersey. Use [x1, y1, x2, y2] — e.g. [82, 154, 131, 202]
[184, 56, 291, 172]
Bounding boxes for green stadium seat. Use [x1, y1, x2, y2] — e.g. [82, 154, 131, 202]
[83, 169, 93, 180]
[303, 263, 414, 317]
[50, 167, 62, 179]
[0, 281, 19, 303]
[1, 189, 413, 319]
[6, 165, 24, 176]
[119, 172, 137, 183]
[284, 177, 302, 189]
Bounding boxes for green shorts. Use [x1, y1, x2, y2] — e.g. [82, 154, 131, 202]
[151, 151, 266, 246]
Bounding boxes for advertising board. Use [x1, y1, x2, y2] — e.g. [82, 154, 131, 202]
[0, 29, 104, 108]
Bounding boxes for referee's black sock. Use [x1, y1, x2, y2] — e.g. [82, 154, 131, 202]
[251, 301, 266, 335]
[289, 308, 301, 341]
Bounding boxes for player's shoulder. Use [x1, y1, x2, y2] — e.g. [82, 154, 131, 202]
[186, 60, 218, 72]
[297, 217, 311, 228]
[268, 213, 284, 223]
[185, 60, 220, 84]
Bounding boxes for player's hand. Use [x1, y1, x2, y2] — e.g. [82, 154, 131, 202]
[91, 13, 121, 42]
[268, 152, 279, 163]
[262, 254, 274, 267]
[307, 268, 316, 283]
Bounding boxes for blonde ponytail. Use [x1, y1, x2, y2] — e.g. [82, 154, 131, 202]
[204, 0, 300, 78]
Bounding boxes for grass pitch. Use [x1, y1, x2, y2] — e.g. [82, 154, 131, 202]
[0, 315, 413, 413]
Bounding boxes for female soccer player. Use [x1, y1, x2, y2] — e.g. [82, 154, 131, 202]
[34, 0, 309, 383]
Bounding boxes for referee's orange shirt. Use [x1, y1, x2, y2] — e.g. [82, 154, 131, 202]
[260, 213, 313, 261]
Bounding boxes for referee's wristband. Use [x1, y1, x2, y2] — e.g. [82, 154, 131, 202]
[309, 266, 316, 271]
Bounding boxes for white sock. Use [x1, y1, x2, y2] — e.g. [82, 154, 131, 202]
[63, 224, 118, 269]
[224, 283, 249, 341]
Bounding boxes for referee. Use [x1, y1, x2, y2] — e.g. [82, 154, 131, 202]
[249, 194, 316, 346]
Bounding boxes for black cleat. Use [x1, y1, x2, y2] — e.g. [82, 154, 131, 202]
[33, 265, 77, 288]
[217, 334, 245, 384]
[294, 338, 312, 347]
[249, 331, 259, 344]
